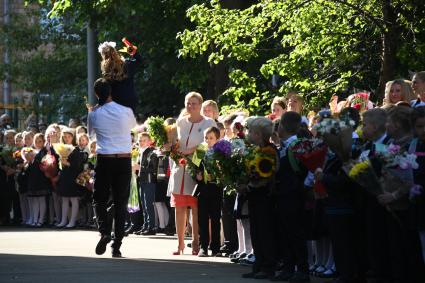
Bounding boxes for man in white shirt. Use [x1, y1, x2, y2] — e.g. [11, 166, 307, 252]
[88, 78, 137, 258]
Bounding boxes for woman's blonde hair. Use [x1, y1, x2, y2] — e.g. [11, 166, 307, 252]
[384, 79, 416, 105]
[100, 45, 126, 81]
[184, 91, 203, 105]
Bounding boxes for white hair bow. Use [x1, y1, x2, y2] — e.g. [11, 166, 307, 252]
[98, 41, 116, 54]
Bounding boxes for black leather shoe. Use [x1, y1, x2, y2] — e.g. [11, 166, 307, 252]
[141, 229, 156, 236]
[271, 271, 294, 281]
[253, 271, 273, 279]
[95, 235, 111, 255]
[134, 228, 147, 235]
[241, 272, 256, 279]
[289, 272, 310, 283]
[112, 248, 122, 258]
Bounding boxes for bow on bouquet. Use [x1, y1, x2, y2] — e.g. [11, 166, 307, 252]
[289, 138, 328, 198]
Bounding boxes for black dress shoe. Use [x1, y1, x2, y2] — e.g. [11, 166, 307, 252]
[271, 271, 294, 281]
[288, 272, 310, 283]
[112, 248, 122, 258]
[141, 229, 156, 236]
[241, 272, 256, 279]
[95, 235, 111, 255]
[253, 271, 273, 279]
[134, 228, 147, 235]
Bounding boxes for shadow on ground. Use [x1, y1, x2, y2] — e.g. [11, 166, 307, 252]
[0, 253, 247, 283]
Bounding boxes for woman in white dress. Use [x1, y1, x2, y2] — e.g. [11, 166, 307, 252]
[168, 92, 216, 255]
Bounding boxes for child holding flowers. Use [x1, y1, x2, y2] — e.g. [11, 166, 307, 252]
[241, 117, 278, 280]
[195, 126, 223, 257]
[56, 129, 85, 228]
[27, 133, 50, 227]
[273, 112, 310, 282]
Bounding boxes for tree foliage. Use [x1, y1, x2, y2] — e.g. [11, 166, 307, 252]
[178, 0, 425, 113]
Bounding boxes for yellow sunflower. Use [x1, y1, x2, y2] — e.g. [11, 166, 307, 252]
[254, 155, 276, 178]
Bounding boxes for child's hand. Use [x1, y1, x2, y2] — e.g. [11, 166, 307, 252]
[61, 159, 70, 167]
[132, 164, 140, 171]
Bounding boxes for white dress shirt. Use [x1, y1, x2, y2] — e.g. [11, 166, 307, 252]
[88, 101, 137, 154]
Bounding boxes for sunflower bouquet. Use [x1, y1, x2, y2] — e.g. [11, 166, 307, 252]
[146, 116, 168, 148]
[244, 145, 277, 190]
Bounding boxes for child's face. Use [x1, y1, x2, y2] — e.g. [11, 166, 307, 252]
[5, 134, 15, 146]
[205, 132, 218, 148]
[15, 137, 24, 147]
[63, 133, 74, 145]
[24, 135, 33, 147]
[90, 142, 96, 154]
[139, 136, 151, 148]
[385, 117, 399, 138]
[202, 105, 217, 120]
[288, 98, 302, 113]
[47, 130, 59, 144]
[34, 137, 44, 150]
[78, 136, 89, 148]
[224, 123, 234, 139]
[247, 129, 261, 145]
[362, 118, 378, 141]
[219, 128, 225, 140]
[414, 117, 425, 142]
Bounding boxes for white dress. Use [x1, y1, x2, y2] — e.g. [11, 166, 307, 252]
[167, 116, 216, 198]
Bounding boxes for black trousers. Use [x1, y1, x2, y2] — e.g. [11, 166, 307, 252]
[93, 156, 131, 243]
[385, 209, 425, 283]
[248, 193, 276, 274]
[198, 183, 223, 253]
[327, 212, 362, 281]
[277, 197, 309, 274]
[222, 193, 238, 251]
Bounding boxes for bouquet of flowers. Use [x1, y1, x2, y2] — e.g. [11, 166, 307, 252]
[290, 138, 328, 197]
[131, 147, 140, 164]
[186, 143, 208, 180]
[88, 154, 97, 167]
[348, 92, 371, 112]
[53, 143, 74, 168]
[204, 139, 249, 194]
[313, 118, 354, 162]
[244, 145, 277, 190]
[76, 169, 95, 191]
[146, 116, 168, 148]
[344, 159, 383, 196]
[127, 171, 140, 213]
[0, 145, 18, 167]
[40, 151, 59, 188]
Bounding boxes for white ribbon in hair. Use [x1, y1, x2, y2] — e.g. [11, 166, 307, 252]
[98, 41, 117, 54]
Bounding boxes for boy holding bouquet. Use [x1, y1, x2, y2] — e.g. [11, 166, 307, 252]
[195, 126, 223, 257]
[242, 117, 278, 280]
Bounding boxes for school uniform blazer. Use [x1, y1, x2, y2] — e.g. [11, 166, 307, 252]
[138, 147, 158, 184]
[57, 148, 88, 197]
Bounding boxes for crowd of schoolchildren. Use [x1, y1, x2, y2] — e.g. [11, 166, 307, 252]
[1, 71, 425, 283]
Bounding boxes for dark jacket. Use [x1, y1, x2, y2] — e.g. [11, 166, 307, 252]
[138, 147, 158, 184]
[28, 148, 51, 196]
[109, 52, 142, 112]
[57, 148, 88, 197]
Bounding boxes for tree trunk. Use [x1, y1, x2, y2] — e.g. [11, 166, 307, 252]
[376, 0, 400, 103]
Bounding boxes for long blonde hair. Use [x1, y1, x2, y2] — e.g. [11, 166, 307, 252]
[383, 79, 415, 105]
[100, 45, 127, 81]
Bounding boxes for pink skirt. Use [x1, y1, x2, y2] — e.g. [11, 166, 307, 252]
[171, 194, 198, 208]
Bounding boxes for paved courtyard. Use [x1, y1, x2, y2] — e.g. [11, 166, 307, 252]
[0, 227, 324, 283]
